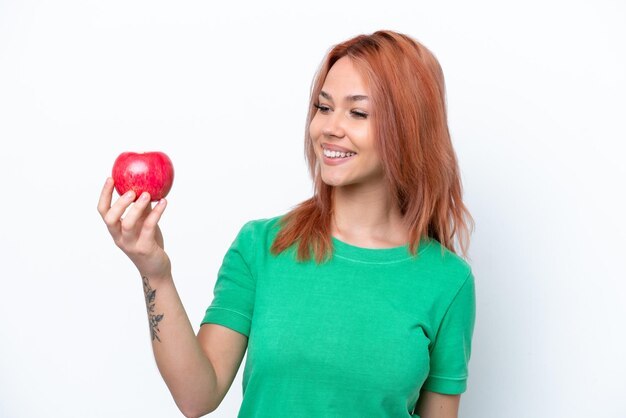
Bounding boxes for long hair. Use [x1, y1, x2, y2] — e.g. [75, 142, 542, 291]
[270, 30, 474, 263]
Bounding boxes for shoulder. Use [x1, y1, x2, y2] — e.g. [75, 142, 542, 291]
[233, 214, 285, 249]
[238, 214, 283, 237]
[223, 215, 285, 269]
[419, 238, 474, 292]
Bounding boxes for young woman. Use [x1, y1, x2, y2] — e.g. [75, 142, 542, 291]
[98, 30, 476, 418]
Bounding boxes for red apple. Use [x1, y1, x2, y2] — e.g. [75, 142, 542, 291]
[112, 152, 174, 202]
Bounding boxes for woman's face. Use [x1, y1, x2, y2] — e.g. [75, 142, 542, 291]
[309, 56, 384, 189]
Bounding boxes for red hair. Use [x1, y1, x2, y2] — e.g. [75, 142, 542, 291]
[270, 30, 474, 263]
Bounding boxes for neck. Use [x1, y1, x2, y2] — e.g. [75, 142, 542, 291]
[330, 182, 409, 248]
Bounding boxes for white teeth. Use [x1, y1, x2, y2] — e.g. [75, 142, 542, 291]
[323, 148, 356, 158]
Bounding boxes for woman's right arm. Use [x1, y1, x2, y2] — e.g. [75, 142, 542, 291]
[97, 178, 247, 417]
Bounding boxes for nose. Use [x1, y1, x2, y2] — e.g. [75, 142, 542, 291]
[322, 112, 345, 138]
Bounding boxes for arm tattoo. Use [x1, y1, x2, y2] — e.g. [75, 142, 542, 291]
[142, 276, 164, 342]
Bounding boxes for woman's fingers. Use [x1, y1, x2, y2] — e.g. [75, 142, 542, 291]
[98, 176, 130, 238]
[102, 189, 136, 237]
[97, 177, 115, 218]
[140, 198, 167, 241]
[98, 176, 168, 254]
[142, 199, 167, 233]
[120, 192, 152, 236]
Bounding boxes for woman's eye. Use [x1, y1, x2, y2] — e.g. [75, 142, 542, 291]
[351, 110, 368, 119]
[314, 103, 331, 113]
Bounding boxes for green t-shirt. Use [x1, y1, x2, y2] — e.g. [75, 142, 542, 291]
[201, 215, 476, 417]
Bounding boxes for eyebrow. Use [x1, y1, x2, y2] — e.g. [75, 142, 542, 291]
[319, 90, 369, 102]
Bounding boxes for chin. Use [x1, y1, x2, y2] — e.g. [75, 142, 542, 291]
[321, 175, 354, 188]
[320, 174, 342, 187]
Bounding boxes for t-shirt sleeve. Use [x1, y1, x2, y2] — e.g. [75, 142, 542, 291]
[200, 221, 257, 337]
[422, 270, 476, 394]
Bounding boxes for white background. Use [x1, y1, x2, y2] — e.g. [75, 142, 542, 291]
[1, 1, 624, 417]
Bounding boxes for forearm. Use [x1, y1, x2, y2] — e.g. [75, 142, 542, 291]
[414, 391, 460, 418]
[141, 272, 217, 416]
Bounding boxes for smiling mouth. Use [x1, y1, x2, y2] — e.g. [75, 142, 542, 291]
[322, 148, 357, 159]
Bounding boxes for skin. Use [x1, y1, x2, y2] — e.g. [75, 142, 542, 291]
[98, 184, 247, 417]
[309, 56, 461, 417]
[309, 56, 411, 248]
[96, 55, 460, 418]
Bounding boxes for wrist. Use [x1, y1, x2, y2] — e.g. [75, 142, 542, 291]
[132, 255, 172, 283]
[137, 268, 172, 284]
